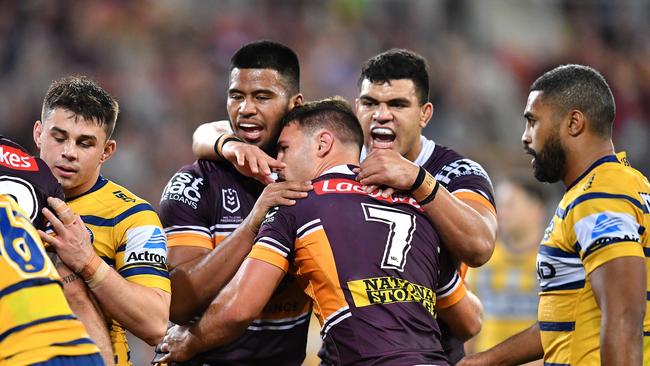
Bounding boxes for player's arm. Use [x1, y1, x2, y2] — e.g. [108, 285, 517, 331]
[437, 288, 483, 341]
[191, 120, 284, 185]
[168, 180, 311, 324]
[457, 322, 543, 366]
[357, 149, 496, 267]
[50, 255, 114, 366]
[591, 256, 645, 365]
[158, 258, 284, 363]
[40, 199, 170, 346]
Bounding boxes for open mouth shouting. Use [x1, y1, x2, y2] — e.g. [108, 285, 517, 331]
[237, 121, 264, 143]
[370, 126, 396, 149]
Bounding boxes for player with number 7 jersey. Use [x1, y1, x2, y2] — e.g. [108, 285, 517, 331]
[250, 165, 462, 365]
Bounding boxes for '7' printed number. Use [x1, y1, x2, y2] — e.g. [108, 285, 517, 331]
[361, 203, 416, 272]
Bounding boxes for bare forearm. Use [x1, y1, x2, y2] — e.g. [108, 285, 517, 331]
[58, 265, 114, 365]
[170, 224, 257, 323]
[474, 323, 543, 366]
[192, 121, 232, 160]
[423, 190, 496, 267]
[90, 270, 170, 345]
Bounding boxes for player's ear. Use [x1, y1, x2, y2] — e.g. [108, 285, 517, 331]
[566, 109, 586, 137]
[100, 139, 117, 163]
[316, 131, 334, 158]
[419, 102, 434, 128]
[291, 93, 304, 108]
[33, 121, 43, 148]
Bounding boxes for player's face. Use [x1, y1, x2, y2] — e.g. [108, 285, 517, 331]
[275, 123, 317, 182]
[227, 68, 297, 153]
[34, 108, 115, 197]
[496, 181, 540, 240]
[522, 91, 566, 183]
[356, 79, 432, 162]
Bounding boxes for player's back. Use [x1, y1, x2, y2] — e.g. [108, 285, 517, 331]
[0, 195, 101, 365]
[0, 135, 64, 230]
[252, 166, 451, 366]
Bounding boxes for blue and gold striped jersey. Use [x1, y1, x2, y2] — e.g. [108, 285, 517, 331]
[66, 176, 170, 366]
[537, 153, 650, 365]
[0, 195, 100, 365]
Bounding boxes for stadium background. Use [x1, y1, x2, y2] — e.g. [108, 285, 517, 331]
[1, 1, 649, 365]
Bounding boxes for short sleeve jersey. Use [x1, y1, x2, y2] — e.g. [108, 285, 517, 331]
[537, 153, 650, 365]
[160, 159, 311, 366]
[249, 165, 457, 366]
[66, 176, 170, 366]
[0, 136, 64, 230]
[0, 195, 100, 365]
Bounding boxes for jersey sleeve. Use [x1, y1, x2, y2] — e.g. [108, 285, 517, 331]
[436, 247, 467, 309]
[114, 204, 170, 293]
[159, 165, 214, 250]
[432, 158, 496, 215]
[248, 206, 296, 273]
[568, 191, 645, 275]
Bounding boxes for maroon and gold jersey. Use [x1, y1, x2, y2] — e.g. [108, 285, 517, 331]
[160, 159, 311, 366]
[250, 165, 457, 366]
[0, 135, 64, 230]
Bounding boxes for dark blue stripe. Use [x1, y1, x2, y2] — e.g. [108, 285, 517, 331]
[66, 176, 108, 201]
[544, 363, 570, 366]
[539, 321, 575, 332]
[116, 244, 126, 252]
[0, 278, 59, 299]
[539, 245, 579, 258]
[644, 331, 650, 337]
[644, 248, 650, 257]
[0, 314, 76, 342]
[81, 203, 155, 227]
[119, 267, 169, 278]
[100, 256, 116, 266]
[566, 155, 618, 191]
[51, 337, 96, 347]
[647, 292, 650, 301]
[583, 237, 639, 260]
[541, 280, 585, 292]
[557, 192, 646, 219]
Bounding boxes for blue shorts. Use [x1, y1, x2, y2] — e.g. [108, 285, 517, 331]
[31, 353, 104, 366]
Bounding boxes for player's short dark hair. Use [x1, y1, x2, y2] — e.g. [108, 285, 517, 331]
[280, 97, 363, 152]
[42, 76, 119, 139]
[230, 40, 300, 95]
[530, 64, 615, 137]
[358, 48, 429, 105]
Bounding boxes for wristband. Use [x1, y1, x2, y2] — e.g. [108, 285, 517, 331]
[411, 167, 440, 205]
[85, 260, 110, 289]
[77, 255, 102, 281]
[214, 134, 243, 160]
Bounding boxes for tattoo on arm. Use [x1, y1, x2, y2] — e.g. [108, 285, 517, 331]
[61, 272, 80, 284]
[48, 251, 62, 267]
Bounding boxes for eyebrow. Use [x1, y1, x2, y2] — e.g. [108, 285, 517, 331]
[50, 126, 98, 142]
[228, 88, 277, 95]
[524, 111, 535, 120]
[359, 95, 411, 105]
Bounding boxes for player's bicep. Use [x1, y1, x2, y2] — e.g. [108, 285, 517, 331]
[168, 245, 211, 270]
[591, 256, 646, 317]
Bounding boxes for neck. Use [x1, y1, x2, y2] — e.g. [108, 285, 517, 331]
[562, 138, 614, 187]
[404, 136, 422, 163]
[313, 151, 360, 178]
[65, 171, 101, 198]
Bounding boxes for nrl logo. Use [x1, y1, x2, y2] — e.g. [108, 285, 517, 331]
[222, 188, 241, 213]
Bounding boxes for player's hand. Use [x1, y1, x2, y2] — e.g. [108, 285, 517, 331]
[244, 180, 313, 234]
[38, 197, 95, 273]
[157, 324, 198, 363]
[356, 149, 420, 194]
[222, 141, 285, 185]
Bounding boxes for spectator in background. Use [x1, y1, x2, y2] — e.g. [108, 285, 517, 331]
[465, 177, 545, 366]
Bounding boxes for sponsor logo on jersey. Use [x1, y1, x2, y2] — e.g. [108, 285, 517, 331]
[262, 206, 279, 225]
[113, 190, 136, 202]
[124, 226, 167, 265]
[348, 276, 436, 315]
[640, 193, 650, 213]
[542, 219, 554, 242]
[591, 214, 624, 239]
[0, 176, 38, 221]
[434, 158, 491, 186]
[314, 178, 422, 211]
[222, 188, 241, 213]
[161, 172, 203, 209]
[0, 145, 37, 171]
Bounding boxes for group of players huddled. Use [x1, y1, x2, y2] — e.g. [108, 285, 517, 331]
[1, 40, 649, 366]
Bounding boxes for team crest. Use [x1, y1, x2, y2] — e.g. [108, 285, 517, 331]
[222, 188, 241, 213]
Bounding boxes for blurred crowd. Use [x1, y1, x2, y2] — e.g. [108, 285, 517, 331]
[1, 1, 649, 364]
